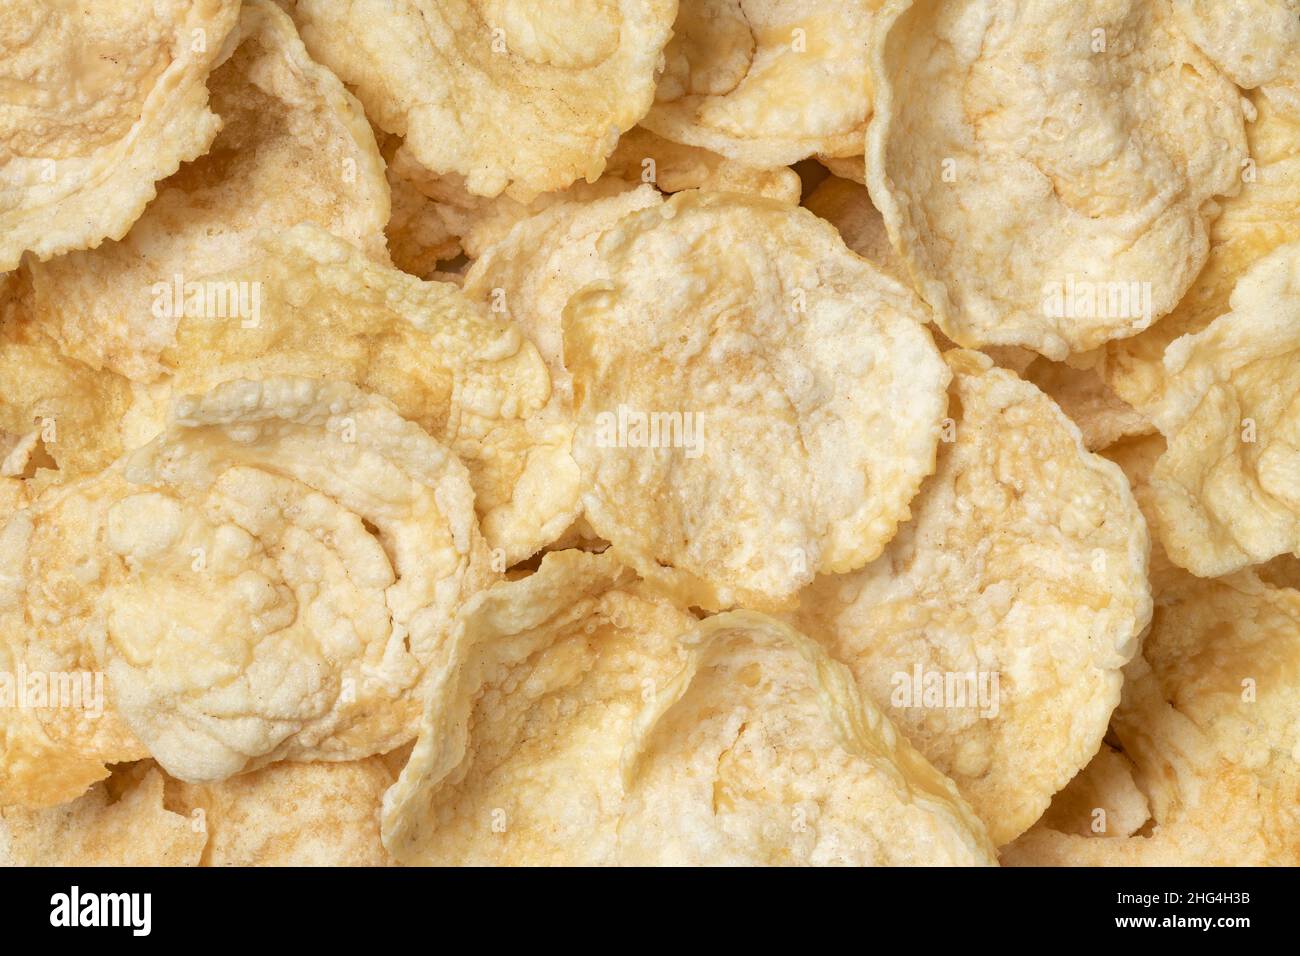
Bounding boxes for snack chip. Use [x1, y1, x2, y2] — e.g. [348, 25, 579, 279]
[391, 126, 800, 265]
[1104, 89, 1300, 416]
[644, 1, 880, 166]
[2, 377, 494, 788]
[0, 522, 148, 808]
[0, 274, 134, 486]
[461, 187, 665, 401]
[163, 224, 578, 565]
[817, 154, 866, 185]
[285, 0, 676, 200]
[867, 0, 1248, 359]
[803, 176, 906, 281]
[0, 765, 203, 866]
[1020, 353, 1153, 452]
[1033, 744, 1151, 839]
[565, 191, 950, 610]
[804, 179, 1082, 391]
[0, 0, 241, 271]
[382, 550, 996, 865]
[1005, 566, 1300, 866]
[1101, 432, 1183, 596]
[607, 127, 802, 204]
[10, 0, 1297, 870]
[26, 0, 390, 382]
[796, 350, 1150, 844]
[1173, 0, 1300, 116]
[383, 136, 465, 277]
[167, 757, 395, 866]
[388, 145, 641, 264]
[1148, 241, 1300, 576]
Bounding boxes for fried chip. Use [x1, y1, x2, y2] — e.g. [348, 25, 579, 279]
[609, 126, 802, 204]
[1173, 0, 1300, 116]
[386, 180, 462, 280]
[388, 146, 641, 264]
[1148, 241, 1300, 576]
[163, 224, 578, 565]
[285, 0, 676, 200]
[803, 179, 1083, 392]
[644, 1, 880, 167]
[26, 0, 390, 382]
[803, 175, 905, 281]
[0, 511, 148, 807]
[0, 273, 134, 486]
[1021, 353, 1153, 452]
[1034, 744, 1151, 839]
[1101, 431, 1183, 596]
[383, 137, 464, 278]
[1104, 89, 1300, 415]
[167, 757, 395, 865]
[2, 377, 494, 790]
[867, 0, 1248, 359]
[564, 191, 950, 610]
[461, 187, 664, 401]
[0, 765, 203, 866]
[0, 0, 242, 272]
[1005, 567, 1300, 866]
[391, 126, 800, 264]
[0, 477, 28, 524]
[817, 154, 866, 185]
[795, 350, 1151, 845]
[382, 550, 995, 865]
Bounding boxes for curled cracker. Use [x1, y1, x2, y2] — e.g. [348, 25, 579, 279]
[1005, 568, 1300, 865]
[1150, 241, 1300, 576]
[867, 0, 1247, 358]
[1105, 90, 1300, 414]
[166, 757, 396, 865]
[0, 0, 241, 271]
[2, 377, 494, 791]
[285, 0, 676, 200]
[164, 224, 578, 565]
[0, 765, 203, 866]
[26, 0, 391, 382]
[645, 1, 879, 166]
[565, 191, 950, 610]
[382, 550, 994, 865]
[796, 350, 1151, 844]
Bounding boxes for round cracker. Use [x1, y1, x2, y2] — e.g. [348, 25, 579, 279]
[163, 224, 578, 566]
[167, 758, 396, 866]
[1034, 744, 1151, 839]
[804, 174, 907, 281]
[2, 377, 495, 790]
[393, 126, 801, 267]
[0, 766, 203, 866]
[461, 187, 665, 403]
[1173, 0, 1300, 116]
[26, 0, 391, 383]
[565, 191, 950, 610]
[1021, 354, 1153, 452]
[285, 0, 676, 201]
[796, 350, 1151, 845]
[0, 273, 134, 488]
[867, 0, 1248, 359]
[1104, 89, 1300, 415]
